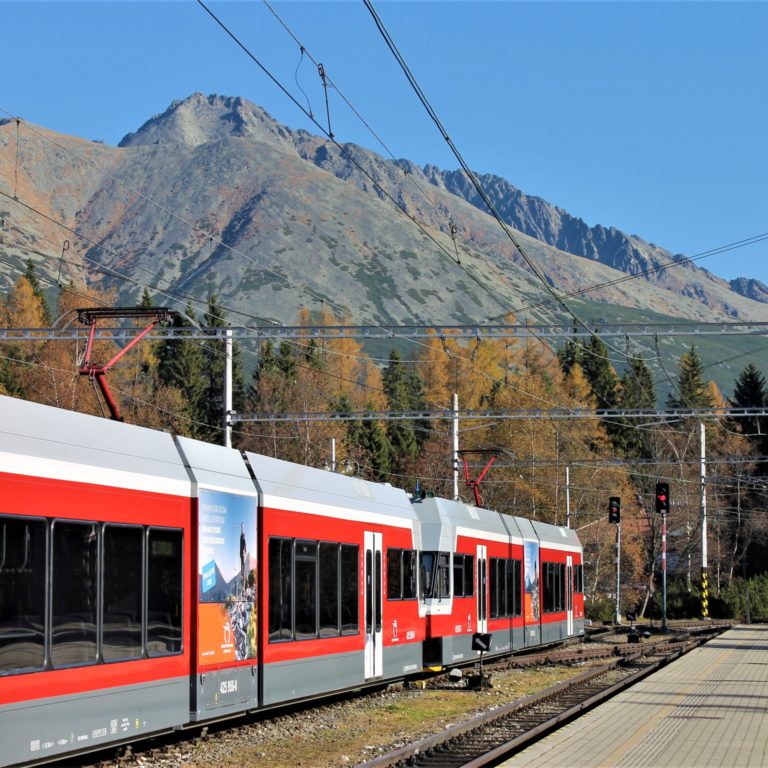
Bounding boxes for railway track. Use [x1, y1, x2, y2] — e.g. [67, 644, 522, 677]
[50, 625, 728, 768]
[356, 625, 727, 768]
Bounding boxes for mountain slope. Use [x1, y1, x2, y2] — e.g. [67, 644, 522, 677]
[1, 93, 766, 334]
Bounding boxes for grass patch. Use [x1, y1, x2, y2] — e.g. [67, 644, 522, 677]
[178, 665, 590, 767]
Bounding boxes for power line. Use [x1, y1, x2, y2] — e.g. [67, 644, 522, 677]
[362, 0, 621, 348]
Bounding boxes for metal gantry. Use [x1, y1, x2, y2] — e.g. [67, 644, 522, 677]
[230, 406, 768, 424]
[2, 320, 768, 342]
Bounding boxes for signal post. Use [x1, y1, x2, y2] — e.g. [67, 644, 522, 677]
[609, 496, 621, 624]
[656, 483, 669, 631]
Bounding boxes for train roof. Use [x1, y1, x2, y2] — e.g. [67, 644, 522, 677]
[415, 495, 581, 552]
[0, 394, 190, 496]
[245, 451, 418, 528]
[531, 518, 581, 551]
[175, 435, 256, 496]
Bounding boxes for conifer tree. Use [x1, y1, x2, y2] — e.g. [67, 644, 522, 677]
[157, 304, 207, 436]
[618, 356, 657, 458]
[666, 345, 714, 410]
[580, 333, 619, 411]
[137, 287, 153, 309]
[730, 363, 768, 453]
[350, 412, 393, 482]
[557, 326, 582, 376]
[382, 349, 430, 475]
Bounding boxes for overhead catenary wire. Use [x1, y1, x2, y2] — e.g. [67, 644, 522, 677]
[361, 0, 628, 358]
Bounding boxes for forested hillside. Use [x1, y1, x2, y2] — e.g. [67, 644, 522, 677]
[3, 264, 766, 620]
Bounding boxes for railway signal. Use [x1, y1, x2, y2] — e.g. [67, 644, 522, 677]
[655, 483, 670, 514]
[608, 495, 622, 623]
[608, 496, 621, 524]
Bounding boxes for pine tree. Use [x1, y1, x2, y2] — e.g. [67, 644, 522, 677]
[382, 349, 419, 472]
[667, 346, 714, 410]
[557, 326, 582, 377]
[730, 363, 768, 452]
[157, 304, 207, 436]
[357, 414, 393, 482]
[580, 333, 619, 411]
[618, 356, 657, 459]
[137, 287, 154, 309]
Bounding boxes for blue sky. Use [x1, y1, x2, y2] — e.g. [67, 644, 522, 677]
[3, 1, 767, 287]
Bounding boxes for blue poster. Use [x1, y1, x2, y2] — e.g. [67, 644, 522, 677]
[198, 489, 257, 603]
[197, 488, 258, 663]
[524, 539, 540, 622]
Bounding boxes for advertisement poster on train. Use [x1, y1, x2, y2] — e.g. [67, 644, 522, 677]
[524, 539, 540, 622]
[197, 488, 257, 665]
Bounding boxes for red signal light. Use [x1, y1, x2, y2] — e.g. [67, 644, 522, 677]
[655, 483, 669, 513]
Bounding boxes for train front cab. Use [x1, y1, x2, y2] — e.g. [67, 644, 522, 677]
[413, 496, 584, 669]
[245, 453, 423, 708]
[0, 397, 192, 768]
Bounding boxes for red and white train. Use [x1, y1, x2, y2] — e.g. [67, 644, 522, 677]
[0, 394, 584, 767]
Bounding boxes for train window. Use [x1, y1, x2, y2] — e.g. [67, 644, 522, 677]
[365, 549, 373, 633]
[269, 538, 293, 642]
[420, 551, 450, 599]
[463, 555, 474, 597]
[103, 525, 143, 661]
[387, 548, 402, 600]
[402, 550, 417, 599]
[453, 554, 465, 597]
[490, 559, 521, 618]
[319, 543, 340, 637]
[574, 564, 584, 594]
[543, 563, 566, 613]
[340, 544, 359, 634]
[387, 549, 417, 600]
[490, 558, 507, 618]
[375, 551, 382, 632]
[453, 554, 476, 598]
[51, 521, 98, 668]
[435, 553, 450, 599]
[295, 540, 318, 640]
[0, 516, 46, 674]
[507, 559, 522, 617]
[147, 528, 183, 656]
[543, 563, 553, 612]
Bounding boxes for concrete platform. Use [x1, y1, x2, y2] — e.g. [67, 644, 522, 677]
[499, 625, 768, 768]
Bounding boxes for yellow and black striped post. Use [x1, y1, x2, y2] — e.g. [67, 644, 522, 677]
[701, 567, 709, 619]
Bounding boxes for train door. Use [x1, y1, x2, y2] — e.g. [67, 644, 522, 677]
[566, 556, 574, 636]
[364, 531, 383, 679]
[476, 544, 488, 634]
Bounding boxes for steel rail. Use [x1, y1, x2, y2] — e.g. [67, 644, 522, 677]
[356, 628, 724, 768]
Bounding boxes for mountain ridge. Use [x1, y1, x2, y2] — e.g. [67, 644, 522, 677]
[1, 94, 766, 333]
[111, 94, 765, 306]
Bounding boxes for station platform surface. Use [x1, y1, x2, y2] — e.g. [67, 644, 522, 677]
[500, 624, 768, 768]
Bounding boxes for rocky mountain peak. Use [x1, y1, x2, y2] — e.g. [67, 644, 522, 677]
[117, 93, 301, 150]
[730, 277, 768, 304]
